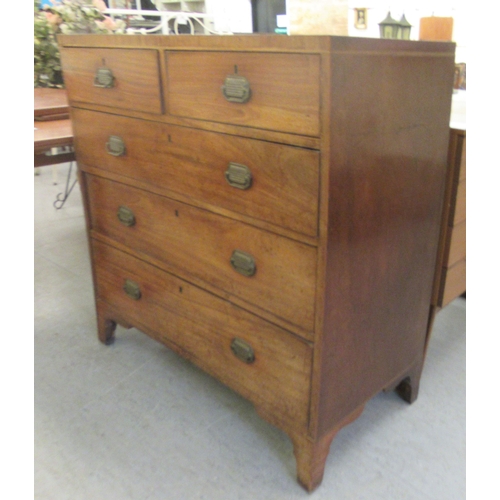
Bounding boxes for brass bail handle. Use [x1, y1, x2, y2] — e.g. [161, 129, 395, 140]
[231, 338, 255, 364]
[225, 163, 252, 190]
[106, 135, 126, 156]
[123, 279, 141, 300]
[222, 73, 251, 104]
[94, 67, 115, 88]
[230, 250, 256, 277]
[117, 206, 135, 227]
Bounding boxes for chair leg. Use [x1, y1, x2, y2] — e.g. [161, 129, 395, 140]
[53, 162, 77, 210]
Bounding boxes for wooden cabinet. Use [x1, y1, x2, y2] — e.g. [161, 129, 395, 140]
[434, 128, 466, 308]
[59, 35, 455, 492]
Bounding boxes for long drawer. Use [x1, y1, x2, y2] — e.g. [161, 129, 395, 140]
[86, 174, 317, 335]
[60, 48, 163, 114]
[166, 51, 321, 136]
[73, 108, 320, 237]
[92, 239, 312, 429]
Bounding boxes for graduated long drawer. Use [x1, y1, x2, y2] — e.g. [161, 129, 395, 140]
[73, 108, 320, 237]
[86, 174, 317, 335]
[92, 239, 312, 430]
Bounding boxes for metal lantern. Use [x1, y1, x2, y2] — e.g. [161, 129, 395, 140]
[398, 14, 412, 40]
[379, 11, 399, 39]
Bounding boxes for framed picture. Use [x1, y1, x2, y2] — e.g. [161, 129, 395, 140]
[354, 8, 367, 30]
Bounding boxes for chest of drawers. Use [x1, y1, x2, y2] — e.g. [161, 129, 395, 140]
[59, 34, 455, 492]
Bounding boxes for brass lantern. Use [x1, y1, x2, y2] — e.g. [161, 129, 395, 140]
[398, 14, 412, 40]
[379, 11, 399, 39]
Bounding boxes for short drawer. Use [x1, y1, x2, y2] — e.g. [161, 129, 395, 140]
[92, 239, 312, 429]
[166, 51, 320, 136]
[60, 48, 162, 114]
[73, 108, 320, 237]
[87, 175, 317, 334]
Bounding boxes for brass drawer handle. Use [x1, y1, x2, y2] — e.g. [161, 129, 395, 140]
[231, 338, 255, 364]
[94, 67, 115, 88]
[123, 279, 141, 300]
[117, 206, 135, 227]
[230, 250, 256, 277]
[106, 135, 126, 156]
[222, 74, 251, 103]
[225, 162, 252, 190]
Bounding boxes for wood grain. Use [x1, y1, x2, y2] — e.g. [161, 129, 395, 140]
[315, 49, 455, 436]
[86, 174, 317, 335]
[291, 405, 364, 492]
[59, 47, 163, 114]
[430, 129, 466, 310]
[58, 34, 455, 56]
[34, 88, 69, 120]
[72, 108, 320, 237]
[93, 239, 312, 430]
[166, 51, 321, 136]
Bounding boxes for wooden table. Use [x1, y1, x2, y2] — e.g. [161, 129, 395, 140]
[34, 88, 75, 167]
[34, 88, 70, 120]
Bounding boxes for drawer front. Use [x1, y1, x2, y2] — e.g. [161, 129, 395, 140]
[167, 51, 320, 136]
[446, 220, 466, 267]
[92, 239, 312, 429]
[440, 258, 466, 307]
[60, 48, 162, 114]
[453, 179, 466, 226]
[87, 175, 317, 334]
[73, 108, 320, 237]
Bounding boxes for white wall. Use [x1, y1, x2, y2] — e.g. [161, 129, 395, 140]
[152, 1, 466, 63]
[346, 0, 466, 62]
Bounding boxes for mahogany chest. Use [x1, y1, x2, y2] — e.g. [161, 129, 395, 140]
[59, 34, 455, 492]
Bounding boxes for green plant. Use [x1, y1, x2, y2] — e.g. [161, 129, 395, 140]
[34, 0, 126, 88]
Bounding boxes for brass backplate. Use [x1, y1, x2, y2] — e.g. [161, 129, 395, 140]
[123, 279, 141, 300]
[231, 338, 255, 364]
[94, 67, 115, 88]
[225, 162, 252, 190]
[106, 135, 126, 156]
[117, 206, 135, 227]
[230, 250, 256, 277]
[222, 74, 251, 103]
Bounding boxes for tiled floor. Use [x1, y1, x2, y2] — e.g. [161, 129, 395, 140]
[35, 163, 465, 500]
